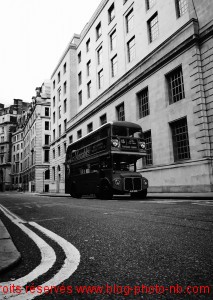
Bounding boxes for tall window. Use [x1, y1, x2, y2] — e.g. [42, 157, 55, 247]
[96, 22, 102, 40]
[116, 103, 125, 121]
[87, 122, 93, 133]
[97, 47, 103, 65]
[148, 13, 159, 43]
[45, 107, 50, 116]
[58, 88, 61, 101]
[87, 81, 91, 99]
[108, 3, 115, 23]
[126, 9, 134, 33]
[111, 55, 118, 78]
[110, 30, 117, 51]
[59, 124, 61, 136]
[45, 121, 50, 130]
[44, 150, 49, 162]
[176, 0, 188, 17]
[58, 72, 60, 83]
[53, 96, 55, 107]
[79, 91, 82, 106]
[63, 62, 66, 73]
[52, 167, 55, 181]
[64, 99, 67, 113]
[170, 117, 190, 161]
[78, 51, 81, 63]
[69, 135, 73, 144]
[53, 112, 55, 124]
[77, 129, 82, 139]
[45, 135, 50, 145]
[138, 87, 149, 118]
[58, 146, 61, 157]
[87, 60, 91, 76]
[98, 69, 103, 89]
[146, 0, 156, 10]
[53, 129, 55, 141]
[58, 106, 61, 119]
[63, 81, 67, 94]
[167, 66, 185, 104]
[53, 149, 55, 159]
[53, 80, 55, 89]
[64, 119, 67, 131]
[127, 37, 135, 62]
[144, 130, 153, 165]
[100, 114, 107, 125]
[78, 72, 82, 86]
[86, 38, 90, 52]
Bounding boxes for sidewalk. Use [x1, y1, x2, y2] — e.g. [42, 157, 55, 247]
[0, 219, 21, 274]
[37, 192, 213, 200]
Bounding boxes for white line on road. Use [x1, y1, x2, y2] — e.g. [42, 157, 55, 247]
[30, 217, 65, 222]
[0, 204, 80, 299]
[0, 204, 56, 299]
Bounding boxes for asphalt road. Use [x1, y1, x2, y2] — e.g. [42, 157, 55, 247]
[0, 193, 212, 299]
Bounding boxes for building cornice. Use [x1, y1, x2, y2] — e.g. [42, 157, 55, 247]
[51, 41, 78, 79]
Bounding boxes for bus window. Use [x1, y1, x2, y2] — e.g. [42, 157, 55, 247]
[100, 156, 111, 169]
[112, 126, 127, 136]
[90, 163, 99, 173]
[112, 154, 137, 172]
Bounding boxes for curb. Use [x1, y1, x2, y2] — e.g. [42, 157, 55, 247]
[0, 219, 21, 275]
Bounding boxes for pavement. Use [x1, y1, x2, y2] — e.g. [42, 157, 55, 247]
[0, 191, 212, 275]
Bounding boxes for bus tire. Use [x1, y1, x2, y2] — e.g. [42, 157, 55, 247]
[70, 185, 82, 198]
[99, 182, 113, 200]
[131, 189, 147, 199]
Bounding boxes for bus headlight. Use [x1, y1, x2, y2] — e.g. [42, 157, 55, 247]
[114, 178, 121, 186]
[139, 141, 146, 150]
[142, 178, 148, 186]
[111, 139, 119, 147]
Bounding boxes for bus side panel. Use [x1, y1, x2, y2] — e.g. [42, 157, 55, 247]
[74, 173, 100, 195]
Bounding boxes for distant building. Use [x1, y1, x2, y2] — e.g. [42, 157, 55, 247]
[50, 0, 213, 193]
[0, 100, 30, 191]
[10, 81, 51, 192]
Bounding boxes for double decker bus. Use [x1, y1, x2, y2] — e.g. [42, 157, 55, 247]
[65, 121, 148, 199]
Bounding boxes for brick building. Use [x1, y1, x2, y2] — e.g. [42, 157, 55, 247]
[50, 0, 213, 193]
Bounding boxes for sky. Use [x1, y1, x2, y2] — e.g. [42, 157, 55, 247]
[0, 0, 102, 106]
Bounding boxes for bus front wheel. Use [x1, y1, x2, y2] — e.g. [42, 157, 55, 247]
[131, 189, 147, 199]
[70, 185, 82, 198]
[99, 182, 113, 200]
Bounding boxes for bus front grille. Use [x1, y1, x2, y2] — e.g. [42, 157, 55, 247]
[124, 178, 142, 191]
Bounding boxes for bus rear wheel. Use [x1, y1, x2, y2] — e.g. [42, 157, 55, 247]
[131, 189, 147, 199]
[99, 182, 113, 200]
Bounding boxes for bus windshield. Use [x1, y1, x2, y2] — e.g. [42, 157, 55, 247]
[112, 126, 143, 138]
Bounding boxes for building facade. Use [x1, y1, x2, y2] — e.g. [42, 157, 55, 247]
[11, 82, 51, 192]
[50, 35, 79, 193]
[0, 99, 30, 191]
[50, 0, 213, 193]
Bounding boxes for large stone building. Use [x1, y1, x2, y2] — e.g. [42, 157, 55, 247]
[50, 0, 213, 193]
[0, 99, 30, 191]
[10, 81, 51, 192]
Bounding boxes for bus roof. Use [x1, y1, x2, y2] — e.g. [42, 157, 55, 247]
[66, 121, 142, 151]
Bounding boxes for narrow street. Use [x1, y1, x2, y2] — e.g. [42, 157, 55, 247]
[0, 193, 212, 299]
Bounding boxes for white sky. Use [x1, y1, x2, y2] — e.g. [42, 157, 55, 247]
[0, 0, 102, 106]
